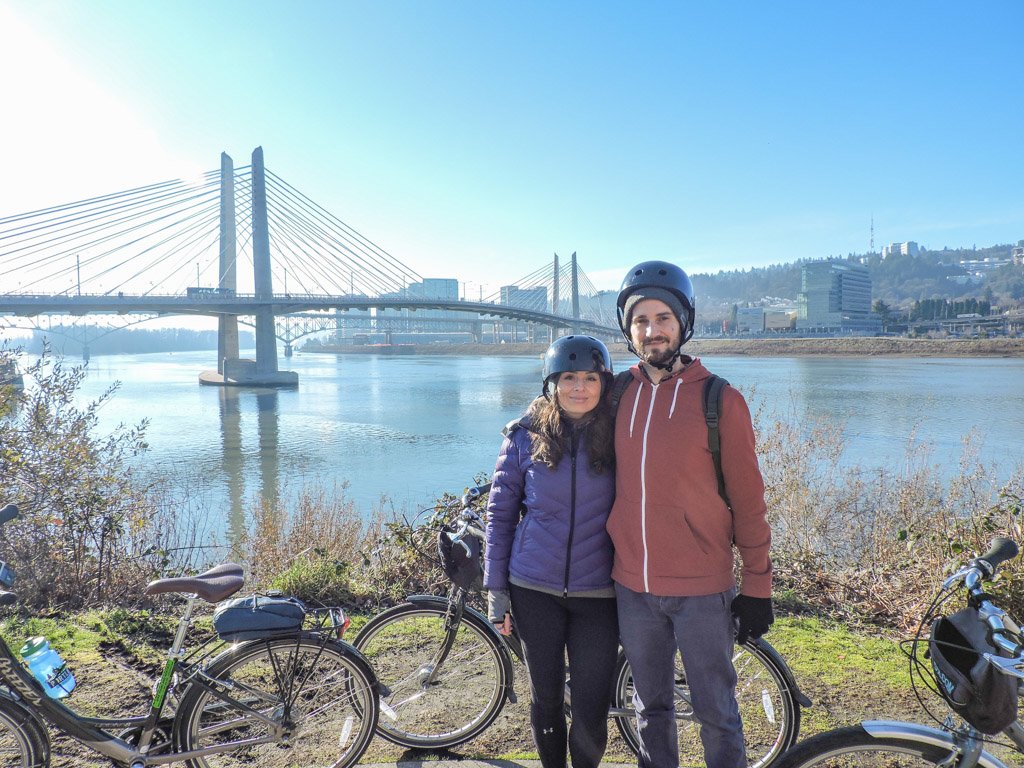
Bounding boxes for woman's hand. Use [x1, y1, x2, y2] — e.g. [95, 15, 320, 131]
[487, 589, 512, 635]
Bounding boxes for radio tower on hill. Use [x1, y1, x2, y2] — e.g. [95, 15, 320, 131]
[870, 214, 875, 253]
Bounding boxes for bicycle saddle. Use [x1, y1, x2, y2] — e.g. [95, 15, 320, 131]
[145, 563, 245, 602]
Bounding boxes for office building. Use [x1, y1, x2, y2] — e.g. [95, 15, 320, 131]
[797, 261, 877, 331]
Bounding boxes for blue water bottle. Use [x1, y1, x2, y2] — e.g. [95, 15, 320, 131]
[19, 636, 76, 698]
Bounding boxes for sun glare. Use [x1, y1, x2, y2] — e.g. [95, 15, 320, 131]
[0, 7, 195, 214]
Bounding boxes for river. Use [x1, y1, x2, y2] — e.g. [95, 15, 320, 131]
[65, 350, 1024, 535]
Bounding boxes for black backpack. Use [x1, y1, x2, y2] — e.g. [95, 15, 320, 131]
[608, 370, 732, 510]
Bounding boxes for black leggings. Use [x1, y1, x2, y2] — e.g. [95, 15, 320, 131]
[509, 584, 619, 768]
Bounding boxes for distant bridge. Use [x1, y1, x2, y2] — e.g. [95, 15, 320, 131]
[0, 147, 619, 384]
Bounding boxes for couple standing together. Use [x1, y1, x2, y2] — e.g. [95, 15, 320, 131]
[483, 260, 774, 768]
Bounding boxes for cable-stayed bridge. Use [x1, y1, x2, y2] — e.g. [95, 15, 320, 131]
[0, 147, 618, 385]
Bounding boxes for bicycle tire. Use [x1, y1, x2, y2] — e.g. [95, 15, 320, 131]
[353, 599, 511, 749]
[0, 694, 49, 767]
[770, 724, 997, 768]
[173, 634, 378, 768]
[612, 639, 800, 768]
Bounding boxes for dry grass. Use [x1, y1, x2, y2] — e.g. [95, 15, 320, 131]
[756, 402, 1024, 630]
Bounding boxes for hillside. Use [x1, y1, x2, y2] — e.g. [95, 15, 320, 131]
[691, 242, 1024, 317]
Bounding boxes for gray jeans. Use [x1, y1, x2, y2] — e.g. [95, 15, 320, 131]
[615, 583, 744, 768]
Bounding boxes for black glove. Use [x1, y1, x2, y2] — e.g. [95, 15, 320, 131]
[731, 594, 773, 644]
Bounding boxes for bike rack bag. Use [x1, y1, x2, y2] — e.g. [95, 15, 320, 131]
[213, 594, 307, 641]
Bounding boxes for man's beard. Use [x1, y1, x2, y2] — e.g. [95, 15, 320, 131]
[639, 339, 679, 366]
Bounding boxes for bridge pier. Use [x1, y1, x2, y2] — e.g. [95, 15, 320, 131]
[201, 147, 297, 388]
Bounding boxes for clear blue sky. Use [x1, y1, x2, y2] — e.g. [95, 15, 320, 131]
[2, 0, 1022, 294]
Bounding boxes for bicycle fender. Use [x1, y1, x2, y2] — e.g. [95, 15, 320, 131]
[0, 687, 52, 752]
[403, 594, 518, 702]
[860, 721, 1007, 768]
[749, 637, 813, 708]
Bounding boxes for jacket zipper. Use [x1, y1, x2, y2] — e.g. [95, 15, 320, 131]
[640, 383, 659, 593]
[563, 427, 579, 598]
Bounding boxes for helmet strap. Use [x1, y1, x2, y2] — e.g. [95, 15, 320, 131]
[646, 348, 682, 372]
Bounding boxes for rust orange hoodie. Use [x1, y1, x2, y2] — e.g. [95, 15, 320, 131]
[606, 358, 772, 598]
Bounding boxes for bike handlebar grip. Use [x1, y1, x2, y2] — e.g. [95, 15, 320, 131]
[0, 504, 18, 526]
[977, 537, 1020, 575]
[460, 482, 493, 507]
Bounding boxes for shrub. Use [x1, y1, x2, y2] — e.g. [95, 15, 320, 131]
[0, 345, 171, 608]
[243, 483, 384, 608]
[756, 398, 1024, 630]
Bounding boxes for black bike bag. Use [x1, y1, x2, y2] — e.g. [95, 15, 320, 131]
[213, 594, 306, 641]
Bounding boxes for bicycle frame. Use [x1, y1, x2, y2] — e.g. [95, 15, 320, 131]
[0, 596, 320, 766]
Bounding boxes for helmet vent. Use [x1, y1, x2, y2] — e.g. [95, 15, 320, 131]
[568, 353, 577, 361]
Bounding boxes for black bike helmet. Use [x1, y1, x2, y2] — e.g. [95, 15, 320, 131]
[928, 607, 1018, 733]
[541, 335, 613, 397]
[616, 261, 696, 348]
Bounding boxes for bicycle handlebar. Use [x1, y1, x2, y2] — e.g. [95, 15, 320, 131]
[449, 483, 490, 556]
[459, 482, 491, 509]
[975, 537, 1020, 577]
[940, 537, 1024, 675]
[0, 504, 18, 526]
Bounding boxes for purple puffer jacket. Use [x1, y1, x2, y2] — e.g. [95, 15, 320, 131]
[483, 417, 615, 595]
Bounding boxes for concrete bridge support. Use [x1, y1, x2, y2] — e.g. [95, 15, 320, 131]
[201, 147, 297, 387]
[217, 152, 239, 373]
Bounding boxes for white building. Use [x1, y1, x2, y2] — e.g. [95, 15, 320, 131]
[882, 241, 920, 258]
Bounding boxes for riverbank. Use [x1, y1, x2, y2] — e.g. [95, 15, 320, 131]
[306, 336, 1024, 358]
[0, 611, 924, 766]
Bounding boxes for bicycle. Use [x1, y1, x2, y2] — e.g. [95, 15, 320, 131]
[773, 537, 1024, 768]
[354, 483, 811, 768]
[0, 502, 380, 768]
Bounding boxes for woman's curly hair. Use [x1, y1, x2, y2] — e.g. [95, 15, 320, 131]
[524, 391, 615, 474]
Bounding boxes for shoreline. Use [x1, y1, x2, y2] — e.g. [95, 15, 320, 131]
[304, 336, 1024, 358]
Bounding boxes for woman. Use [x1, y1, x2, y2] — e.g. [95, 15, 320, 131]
[483, 334, 618, 768]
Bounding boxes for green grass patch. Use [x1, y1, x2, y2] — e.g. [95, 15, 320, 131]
[769, 616, 909, 689]
[0, 614, 106, 660]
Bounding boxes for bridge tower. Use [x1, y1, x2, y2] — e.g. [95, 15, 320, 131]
[552, 253, 559, 343]
[217, 152, 239, 373]
[251, 147, 279, 378]
[201, 147, 297, 387]
[570, 251, 580, 334]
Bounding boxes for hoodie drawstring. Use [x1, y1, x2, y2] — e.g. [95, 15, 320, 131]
[628, 380, 643, 437]
[668, 378, 683, 418]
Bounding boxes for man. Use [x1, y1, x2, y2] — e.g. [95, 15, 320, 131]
[605, 260, 773, 768]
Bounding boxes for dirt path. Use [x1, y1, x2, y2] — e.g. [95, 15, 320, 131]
[42, 635, 931, 766]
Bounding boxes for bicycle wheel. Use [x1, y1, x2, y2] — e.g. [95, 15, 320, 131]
[0, 696, 48, 767]
[174, 635, 378, 768]
[353, 600, 511, 749]
[770, 724, 984, 768]
[612, 640, 799, 768]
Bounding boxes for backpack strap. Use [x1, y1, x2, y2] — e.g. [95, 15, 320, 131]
[610, 369, 733, 509]
[607, 370, 634, 414]
[702, 374, 732, 510]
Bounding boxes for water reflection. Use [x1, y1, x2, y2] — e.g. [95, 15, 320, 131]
[216, 387, 281, 555]
[64, 351, 1024, 538]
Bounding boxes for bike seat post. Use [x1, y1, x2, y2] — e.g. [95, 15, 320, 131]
[169, 596, 199, 657]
